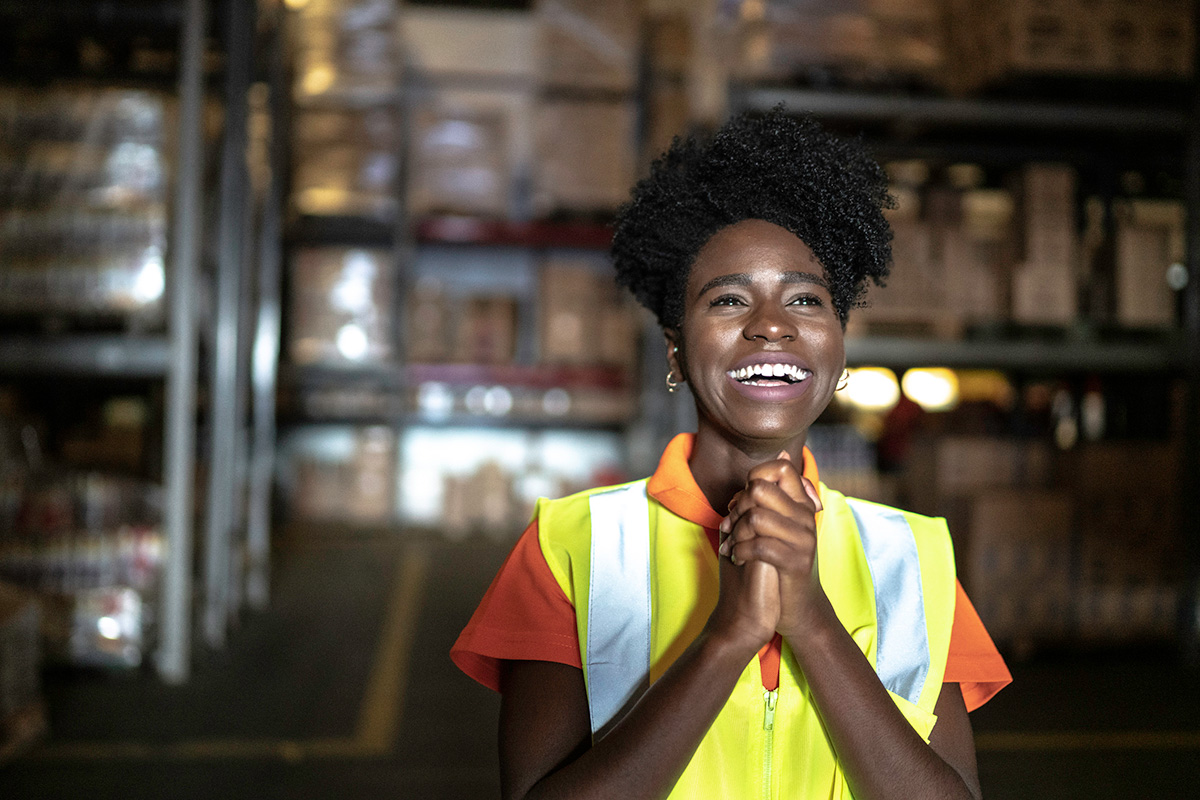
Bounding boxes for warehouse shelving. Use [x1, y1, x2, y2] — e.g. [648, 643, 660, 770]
[0, 0, 290, 681]
[735, 74, 1199, 653]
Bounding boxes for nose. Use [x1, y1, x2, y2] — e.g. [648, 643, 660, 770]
[744, 306, 797, 342]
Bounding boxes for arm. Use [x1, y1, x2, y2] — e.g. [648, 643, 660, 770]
[722, 459, 981, 800]
[498, 546, 782, 800]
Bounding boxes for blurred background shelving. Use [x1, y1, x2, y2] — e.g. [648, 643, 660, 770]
[0, 0, 1198, 785]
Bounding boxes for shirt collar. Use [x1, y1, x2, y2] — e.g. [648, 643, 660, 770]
[646, 433, 821, 530]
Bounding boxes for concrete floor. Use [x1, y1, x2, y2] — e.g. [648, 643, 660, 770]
[1, 532, 1198, 799]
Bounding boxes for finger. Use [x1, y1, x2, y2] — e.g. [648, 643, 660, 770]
[729, 505, 814, 548]
[733, 479, 807, 522]
[747, 457, 806, 504]
[801, 476, 823, 512]
[729, 533, 813, 576]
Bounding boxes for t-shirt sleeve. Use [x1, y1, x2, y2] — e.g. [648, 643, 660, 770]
[450, 519, 582, 692]
[945, 580, 1012, 711]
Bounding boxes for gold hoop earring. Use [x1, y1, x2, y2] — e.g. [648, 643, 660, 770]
[666, 368, 681, 393]
[836, 369, 850, 391]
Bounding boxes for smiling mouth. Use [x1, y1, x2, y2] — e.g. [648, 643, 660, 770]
[727, 363, 811, 386]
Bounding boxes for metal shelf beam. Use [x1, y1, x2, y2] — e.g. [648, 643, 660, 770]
[733, 87, 1188, 134]
[0, 335, 170, 377]
[845, 335, 1183, 373]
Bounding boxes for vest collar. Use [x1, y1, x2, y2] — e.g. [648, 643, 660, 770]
[646, 433, 822, 535]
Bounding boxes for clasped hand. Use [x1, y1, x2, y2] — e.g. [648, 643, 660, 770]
[710, 452, 825, 649]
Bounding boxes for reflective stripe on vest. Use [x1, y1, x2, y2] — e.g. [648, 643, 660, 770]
[586, 480, 652, 736]
[844, 497, 929, 707]
[585, 486, 931, 734]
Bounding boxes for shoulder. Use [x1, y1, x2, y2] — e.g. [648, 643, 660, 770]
[534, 478, 652, 537]
[821, 484, 949, 534]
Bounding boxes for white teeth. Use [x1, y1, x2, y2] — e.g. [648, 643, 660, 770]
[727, 363, 810, 382]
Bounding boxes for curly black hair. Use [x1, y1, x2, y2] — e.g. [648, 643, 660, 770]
[611, 108, 894, 329]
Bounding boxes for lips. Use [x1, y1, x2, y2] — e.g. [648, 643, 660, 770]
[725, 353, 815, 400]
[727, 362, 810, 385]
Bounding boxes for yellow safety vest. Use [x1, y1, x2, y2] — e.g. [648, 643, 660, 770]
[535, 479, 956, 800]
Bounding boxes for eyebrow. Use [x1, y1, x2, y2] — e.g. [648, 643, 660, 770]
[694, 270, 830, 299]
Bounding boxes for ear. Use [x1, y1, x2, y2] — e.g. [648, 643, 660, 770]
[664, 329, 682, 376]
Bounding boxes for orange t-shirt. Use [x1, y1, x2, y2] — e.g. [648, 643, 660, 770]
[451, 434, 1011, 712]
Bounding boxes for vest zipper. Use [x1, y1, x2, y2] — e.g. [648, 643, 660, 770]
[762, 689, 778, 800]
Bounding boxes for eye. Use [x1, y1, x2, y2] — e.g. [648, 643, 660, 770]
[788, 293, 824, 307]
[709, 293, 747, 307]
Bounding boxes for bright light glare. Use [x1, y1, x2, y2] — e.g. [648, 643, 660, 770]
[843, 367, 900, 411]
[302, 65, 334, 96]
[901, 368, 959, 412]
[417, 382, 454, 419]
[132, 248, 165, 303]
[335, 323, 370, 361]
[97, 615, 123, 641]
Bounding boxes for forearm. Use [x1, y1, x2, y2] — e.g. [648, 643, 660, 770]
[785, 598, 978, 800]
[515, 630, 755, 800]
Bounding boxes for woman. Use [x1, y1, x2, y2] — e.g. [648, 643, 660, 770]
[452, 110, 1011, 800]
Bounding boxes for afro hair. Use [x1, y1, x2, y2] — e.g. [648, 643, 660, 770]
[611, 108, 894, 329]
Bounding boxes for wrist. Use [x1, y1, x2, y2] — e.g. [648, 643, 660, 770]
[777, 590, 839, 647]
[697, 621, 767, 668]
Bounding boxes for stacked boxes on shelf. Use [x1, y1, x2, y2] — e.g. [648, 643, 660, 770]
[533, 0, 639, 217]
[1112, 199, 1185, 328]
[288, 247, 395, 368]
[905, 434, 1184, 648]
[1069, 442, 1182, 642]
[291, 0, 403, 103]
[402, 7, 536, 219]
[291, 0, 403, 221]
[904, 435, 1062, 646]
[284, 425, 396, 525]
[292, 107, 402, 221]
[1011, 164, 1079, 325]
[854, 164, 1017, 336]
[400, 3, 640, 219]
[853, 159, 1183, 336]
[0, 88, 170, 324]
[0, 469, 164, 668]
[965, 490, 1075, 645]
[723, 0, 949, 88]
[947, 0, 1192, 91]
[399, 427, 627, 539]
[941, 186, 1016, 325]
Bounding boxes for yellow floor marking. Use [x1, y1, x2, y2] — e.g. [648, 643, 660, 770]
[977, 730, 1200, 752]
[30, 544, 430, 762]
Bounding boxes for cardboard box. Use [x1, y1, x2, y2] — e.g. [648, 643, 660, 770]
[289, 248, 395, 367]
[401, 7, 537, 79]
[962, 489, 1074, 642]
[534, 99, 637, 215]
[291, 0, 402, 102]
[947, 0, 1192, 90]
[452, 296, 518, 365]
[904, 435, 1054, 517]
[1113, 199, 1184, 328]
[536, 0, 642, 91]
[408, 106, 510, 218]
[1011, 262, 1078, 325]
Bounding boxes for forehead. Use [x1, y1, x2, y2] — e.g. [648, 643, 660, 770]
[687, 219, 824, 290]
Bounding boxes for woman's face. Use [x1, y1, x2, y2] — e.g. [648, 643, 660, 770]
[668, 218, 845, 449]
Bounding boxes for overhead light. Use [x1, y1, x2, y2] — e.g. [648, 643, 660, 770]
[842, 367, 901, 411]
[335, 323, 370, 361]
[901, 368, 959, 412]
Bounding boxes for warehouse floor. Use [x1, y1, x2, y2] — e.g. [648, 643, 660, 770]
[1, 531, 1198, 799]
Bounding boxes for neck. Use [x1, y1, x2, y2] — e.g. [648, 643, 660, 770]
[687, 425, 807, 514]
